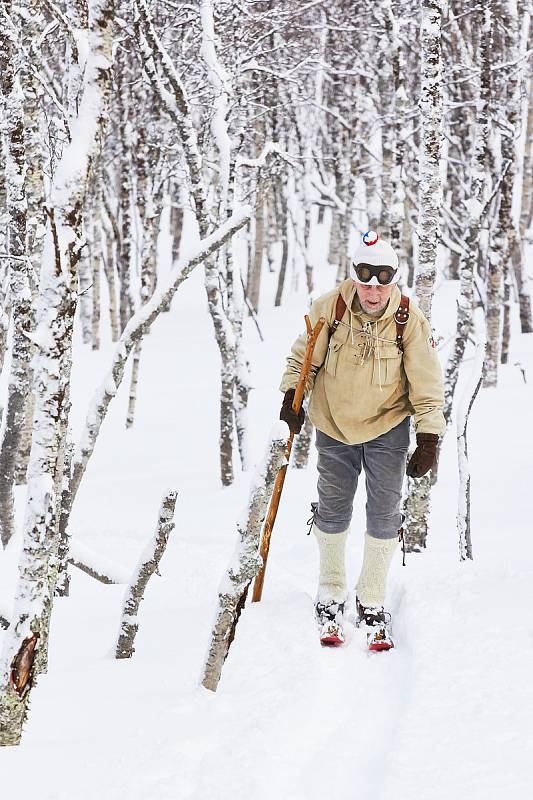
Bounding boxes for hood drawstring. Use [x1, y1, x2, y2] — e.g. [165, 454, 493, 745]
[374, 320, 383, 391]
[349, 308, 387, 389]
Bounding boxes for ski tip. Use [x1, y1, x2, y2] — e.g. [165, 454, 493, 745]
[320, 635, 344, 647]
[368, 640, 394, 652]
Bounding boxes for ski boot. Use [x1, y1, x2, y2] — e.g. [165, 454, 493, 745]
[355, 597, 394, 652]
[314, 599, 345, 647]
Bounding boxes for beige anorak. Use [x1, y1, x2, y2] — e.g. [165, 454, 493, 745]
[279, 280, 445, 445]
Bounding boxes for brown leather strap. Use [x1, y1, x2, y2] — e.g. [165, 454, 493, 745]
[394, 295, 410, 352]
[329, 293, 347, 338]
[329, 291, 410, 352]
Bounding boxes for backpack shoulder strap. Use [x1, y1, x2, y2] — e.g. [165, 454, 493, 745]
[394, 295, 410, 353]
[329, 293, 347, 339]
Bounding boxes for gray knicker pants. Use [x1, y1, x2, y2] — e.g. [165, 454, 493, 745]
[314, 417, 410, 540]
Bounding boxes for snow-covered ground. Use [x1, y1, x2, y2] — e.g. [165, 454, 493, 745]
[1, 250, 532, 799]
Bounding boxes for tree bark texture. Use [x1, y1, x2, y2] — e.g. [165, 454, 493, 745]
[201, 429, 287, 692]
[0, 7, 31, 547]
[457, 335, 485, 561]
[116, 490, 177, 659]
[403, 0, 444, 553]
[0, 0, 116, 746]
[443, 5, 492, 422]
[483, 1, 521, 387]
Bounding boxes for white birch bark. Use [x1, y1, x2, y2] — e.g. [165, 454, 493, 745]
[14, 0, 47, 485]
[102, 210, 120, 341]
[117, 64, 134, 333]
[484, 0, 522, 387]
[0, 3, 31, 547]
[443, 5, 492, 422]
[202, 426, 287, 692]
[90, 193, 102, 350]
[125, 190, 161, 429]
[135, 0, 238, 486]
[0, 0, 116, 746]
[115, 490, 177, 659]
[515, 57, 533, 332]
[403, 0, 444, 553]
[457, 327, 485, 561]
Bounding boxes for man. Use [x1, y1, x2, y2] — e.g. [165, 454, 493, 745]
[279, 231, 445, 651]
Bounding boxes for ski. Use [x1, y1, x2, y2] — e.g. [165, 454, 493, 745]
[315, 600, 345, 647]
[355, 597, 394, 652]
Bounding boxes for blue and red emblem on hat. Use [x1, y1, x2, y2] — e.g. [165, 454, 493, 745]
[362, 230, 379, 247]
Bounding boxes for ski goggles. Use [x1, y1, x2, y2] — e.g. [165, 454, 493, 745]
[352, 263, 398, 286]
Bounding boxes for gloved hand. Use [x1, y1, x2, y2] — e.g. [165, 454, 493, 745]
[406, 432, 439, 478]
[280, 388, 305, 434]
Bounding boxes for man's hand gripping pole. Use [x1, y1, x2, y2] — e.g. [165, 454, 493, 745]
[252, 315, 325, 603]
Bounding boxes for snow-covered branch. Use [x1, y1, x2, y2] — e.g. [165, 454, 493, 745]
[67, 207, 251, 517]
[202, 426, 287, 692]
[116, 490, 177, 659]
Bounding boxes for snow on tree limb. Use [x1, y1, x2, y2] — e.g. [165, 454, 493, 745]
[201, 426, 287, 692]
[199, 0, 232, 212]
[68, 539, 131, 585]
[457, 324, 485, 562]
[134, 0, 209, 234]
[0, 0, 117, 748]
[116, 491, 177, 659]
[67, 207, 251, 516]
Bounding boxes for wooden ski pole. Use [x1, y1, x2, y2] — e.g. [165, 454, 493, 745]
[252, 314, 325, 603]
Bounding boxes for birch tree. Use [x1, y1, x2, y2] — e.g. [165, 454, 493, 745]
[0, 0, 116, 746]
[403, 0, 444, 552]
[0, 1, 32, 548]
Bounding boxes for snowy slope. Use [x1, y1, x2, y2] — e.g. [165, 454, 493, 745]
[1, 254, 532, 800]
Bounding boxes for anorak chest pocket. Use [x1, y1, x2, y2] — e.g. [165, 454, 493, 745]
[372, 345, 402, 386]
[325, 339, 343, 376]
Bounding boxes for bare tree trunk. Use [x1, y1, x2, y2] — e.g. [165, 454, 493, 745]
[170, 201, 183, 263]
[103, 220, 120, 341]
[116, 490, 177, 659]
[0, 0, 116, 746]
[90, 182, 103, 350]
[202, 429, 286, 692]
[126, 188, 161, 428]
[117, 66, 134, 333]
[274, 187, 289, 307]
[78, 232, 93, 343]
[483, 1, 521, 387]
[443, 5, 492, 422]
[403, 0, 444, 553]
[500, 267, 512, 365]
[0, 4, 31, 547]
[249, 176, 265, 313]
[514, 13, 533, 333]
[13, 0, 47, 485]
[457, 334, 484, 561]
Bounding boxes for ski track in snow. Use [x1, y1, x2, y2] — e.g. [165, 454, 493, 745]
[1, 263, 532, 799]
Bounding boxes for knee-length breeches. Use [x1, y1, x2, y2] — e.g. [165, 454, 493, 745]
[314, 417, 410, 539]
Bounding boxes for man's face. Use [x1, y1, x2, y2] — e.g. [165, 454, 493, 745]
[356, 282, 394, 315]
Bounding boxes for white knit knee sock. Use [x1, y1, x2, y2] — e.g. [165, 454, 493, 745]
[313, 523, 348, 603]
[355, 532, 398, 608]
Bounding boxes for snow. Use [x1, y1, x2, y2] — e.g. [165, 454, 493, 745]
[0, 231, 532, 797]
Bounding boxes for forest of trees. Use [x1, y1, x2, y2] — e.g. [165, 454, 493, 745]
[0, 0, 531, 744]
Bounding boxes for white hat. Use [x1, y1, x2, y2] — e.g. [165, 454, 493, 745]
[350, 231, 399, 284]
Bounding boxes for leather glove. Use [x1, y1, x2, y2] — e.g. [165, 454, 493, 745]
[406, 432, 439, 478]
[280, 388, 305, 434]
